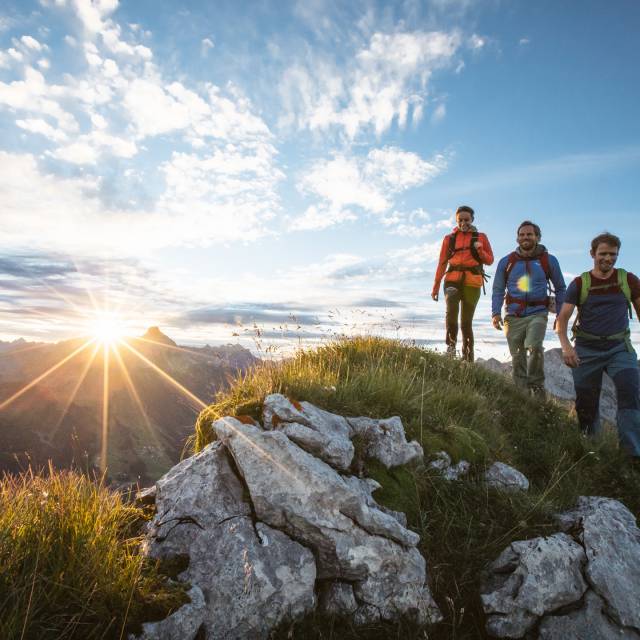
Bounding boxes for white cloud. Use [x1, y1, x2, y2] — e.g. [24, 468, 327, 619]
[431, 102, 446, 123]
[21, 35, 44, 51]
[49, 129, 137, 164]
[388, 240, 442, 266]
[0, 67, 78, 132]
[50, 140, 99, 164]
[16, 118, 68, 142]
[291, 205, 357, 231]
[519, 37, 531, 46]
[37, 58, 50, 70]
[201, 37, 214, 56]
[296, 147, 447, 228]
[64, 35, 77, 46]
[280, 29, 461, 139]
[8, 47, 24, 62]
[380, 208, 452, 238]
[0, 151, 281, 254]
[468, 34, 485, 49]
[71, 0, 118, 33]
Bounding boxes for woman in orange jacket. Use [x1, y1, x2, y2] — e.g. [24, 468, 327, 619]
[431, 205, 494, 362]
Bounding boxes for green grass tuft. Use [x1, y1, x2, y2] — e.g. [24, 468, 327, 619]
[0, 465, 187, 640]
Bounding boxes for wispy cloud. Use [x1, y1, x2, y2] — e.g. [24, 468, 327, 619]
[0, 0, 285, 252]
[201, 37, 214, 56]
[293, 147, 448, 230]
[279, 29, 461, 139]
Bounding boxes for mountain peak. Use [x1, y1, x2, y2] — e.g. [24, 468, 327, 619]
[141, 326, 177, 346]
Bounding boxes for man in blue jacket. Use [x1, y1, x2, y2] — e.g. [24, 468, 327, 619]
[492, 221, 566, 396]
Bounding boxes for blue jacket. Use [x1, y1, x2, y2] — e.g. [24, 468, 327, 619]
[491, 245, 566, 317]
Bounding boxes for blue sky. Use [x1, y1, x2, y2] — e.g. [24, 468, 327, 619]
[1, 0, 639, 358]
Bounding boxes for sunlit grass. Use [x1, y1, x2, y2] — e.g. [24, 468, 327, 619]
[0, 466, 186, 640]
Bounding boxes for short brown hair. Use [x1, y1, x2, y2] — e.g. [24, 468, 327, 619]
[517, 220, 541, 239]
[591, 232, 621, 253]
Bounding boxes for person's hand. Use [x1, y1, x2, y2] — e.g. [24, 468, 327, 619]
[562, 346, 580, 368]
[492, 315, 503, 330]
[474, 241, 482, 250]
[431, 292, 439, 301]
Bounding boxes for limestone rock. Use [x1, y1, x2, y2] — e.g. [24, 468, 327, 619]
[481, 533, 587, 638]
[277, 421, 353, 471]
[429, 451, 451, 471]
[143, 440, 316, 639]
[318, 581, 359, 616]
[212, 416, 440, 625]
[482, 496, 640, 639]
[263, 394, 354, 470]
[342, 475, 408, 527]
[556, 496, 640, 632]
[130, 586, 205, 640]
[429, 451, 470, 481]
[485, 461, 529, 492]
[347, 415, 423, 468]
[538, 591, 640, 640]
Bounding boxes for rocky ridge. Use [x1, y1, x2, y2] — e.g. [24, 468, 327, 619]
[133, 394, 438, 640]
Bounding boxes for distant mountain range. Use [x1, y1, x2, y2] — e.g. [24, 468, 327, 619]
[0, 327, 257, 484]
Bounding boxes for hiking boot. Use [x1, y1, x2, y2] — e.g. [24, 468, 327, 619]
[446, 344, 457, 358]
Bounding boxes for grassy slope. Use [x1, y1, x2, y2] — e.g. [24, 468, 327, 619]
[0, 466, 186, 640]
[193, 336, 640, 639]
[2, 336, 638, 639]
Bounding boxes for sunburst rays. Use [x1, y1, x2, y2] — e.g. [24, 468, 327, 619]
[0, 339, 95, 412]
[1, 298, 298, 484]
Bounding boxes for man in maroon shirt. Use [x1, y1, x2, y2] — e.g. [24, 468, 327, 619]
[556, 232, 640, 460]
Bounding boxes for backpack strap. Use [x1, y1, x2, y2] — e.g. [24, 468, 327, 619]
[447, 231, 457, 260]
[470, 230, 481, 264]
[504, 251, 519, 278]
[617, 268, 633, 318]
[539, 252, 551, 280]
[578, 271, 591, 307]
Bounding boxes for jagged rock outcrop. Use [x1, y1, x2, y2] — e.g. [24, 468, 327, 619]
[481, 533, 587, 637]
[134, 398, 439, 639]
[261, 394, 423, 470]
[481, 496, 640, 639]
[485, 462, 530, 492]
[138, 441, 316, 640]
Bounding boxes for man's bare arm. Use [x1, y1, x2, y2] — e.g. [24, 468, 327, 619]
[632, 297, 640, 320]
[556, 302, 579, 367]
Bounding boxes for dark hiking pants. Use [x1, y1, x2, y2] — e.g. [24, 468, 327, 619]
[572, 341, 640, 458]
[444, 284, 481, 362]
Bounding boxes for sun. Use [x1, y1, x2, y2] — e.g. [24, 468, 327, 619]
[91, 314, 125, 345]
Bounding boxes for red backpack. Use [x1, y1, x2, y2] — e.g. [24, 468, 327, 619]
[504, 251, 554, 314]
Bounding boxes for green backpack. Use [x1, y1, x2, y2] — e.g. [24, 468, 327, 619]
[573, 269, 634, 349]
[578, 268, 632, 315]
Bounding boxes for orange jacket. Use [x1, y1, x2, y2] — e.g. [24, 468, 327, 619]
[432, 227, 494, 293]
